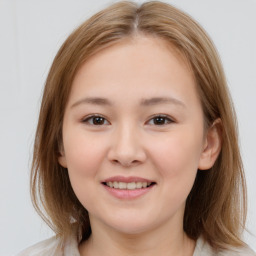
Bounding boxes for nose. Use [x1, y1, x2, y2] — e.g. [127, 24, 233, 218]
[107, 123, 147, 167]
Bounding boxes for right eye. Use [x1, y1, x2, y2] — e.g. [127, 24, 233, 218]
[82, 115, 110, 126]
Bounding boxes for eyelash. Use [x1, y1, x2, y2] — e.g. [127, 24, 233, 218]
[81, 114, 174, 126]
[147, 115, 174, 125]
[82, 114, 110, 125]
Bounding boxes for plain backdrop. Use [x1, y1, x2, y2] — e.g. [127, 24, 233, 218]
[0, 0, 255, 255]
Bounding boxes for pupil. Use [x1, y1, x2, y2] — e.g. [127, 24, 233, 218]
[154, 117, 165, 125]
[93, 117, 104, 125]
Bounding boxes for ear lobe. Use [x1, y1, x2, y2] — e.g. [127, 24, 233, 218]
[58, 151, 67, 168]
[198, 119, 222, 170]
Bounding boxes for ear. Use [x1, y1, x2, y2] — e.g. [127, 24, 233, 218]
[198, 119, 222, 170]
[58, 145, 67, 168]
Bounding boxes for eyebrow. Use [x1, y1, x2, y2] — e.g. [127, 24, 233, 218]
[71, 96, 186, 108]
[71, 97, 112, 108]
[140, 97, 186, 108]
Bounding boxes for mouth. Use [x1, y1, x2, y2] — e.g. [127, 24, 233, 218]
[101, 176, 156, 199]
[102, 181, 156, 190]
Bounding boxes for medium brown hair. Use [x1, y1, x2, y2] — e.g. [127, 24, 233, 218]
[31, 0, 247, 250]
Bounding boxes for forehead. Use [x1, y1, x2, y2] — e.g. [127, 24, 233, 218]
[68, 35, 197, 107]
[75, 35, 192, 81]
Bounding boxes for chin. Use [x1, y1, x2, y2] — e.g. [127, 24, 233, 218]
[113, 223, 153, 236]
[102, 214, 159, 235]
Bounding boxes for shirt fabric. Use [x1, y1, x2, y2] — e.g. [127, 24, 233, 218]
[17, 233, 255, 256]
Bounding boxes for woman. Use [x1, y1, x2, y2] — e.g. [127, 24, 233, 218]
[17, 1, 255, 255]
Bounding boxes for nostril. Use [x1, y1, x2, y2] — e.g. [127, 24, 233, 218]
[107, 135, 147, 165]
[111, 159, 120, 165]
[111, 159, 141, 167]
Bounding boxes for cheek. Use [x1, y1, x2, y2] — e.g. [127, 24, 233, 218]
[63, 131, 107, 180]
[148, 131, 203, 211]
[148, 128, 203, 179]
[63, 132, 108, 209]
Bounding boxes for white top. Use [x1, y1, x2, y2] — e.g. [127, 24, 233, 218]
[17, 233, 255, 256]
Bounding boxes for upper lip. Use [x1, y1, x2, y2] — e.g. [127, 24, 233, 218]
[102, 176, 155, 183]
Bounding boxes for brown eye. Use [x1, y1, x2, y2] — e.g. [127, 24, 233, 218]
[83, 115, 110, 125]
[153, 116, 166, 125]
[147, 115, 173, 125]
[92, 117, 105, 125]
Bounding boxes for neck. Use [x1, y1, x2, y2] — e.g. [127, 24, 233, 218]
[79, 217, 196, 256]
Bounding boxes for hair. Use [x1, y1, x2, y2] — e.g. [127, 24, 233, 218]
[31, 0, 247, 251]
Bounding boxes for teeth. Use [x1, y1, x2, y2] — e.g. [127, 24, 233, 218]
[137, 182, 143, 189]
[119, 182, 127, 189]
[108, 181, 113, 188]
[113, 181, 118, 189]
[127, 182, 136, 189]
[106, 181, 152, 190]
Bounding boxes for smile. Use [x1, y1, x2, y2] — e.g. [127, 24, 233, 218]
[105, 181, 153, 190]
[102, 176, 156, 199]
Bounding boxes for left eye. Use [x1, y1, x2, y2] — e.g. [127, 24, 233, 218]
[147, 115, 174, 125]
[82, 115, 110, 125]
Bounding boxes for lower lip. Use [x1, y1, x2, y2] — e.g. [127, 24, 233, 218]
[103, 184, 155, 199]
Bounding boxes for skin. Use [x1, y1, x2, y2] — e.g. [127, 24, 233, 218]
[59, 35, 221, 256]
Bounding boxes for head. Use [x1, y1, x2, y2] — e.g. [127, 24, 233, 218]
[31, 0, 247, 250]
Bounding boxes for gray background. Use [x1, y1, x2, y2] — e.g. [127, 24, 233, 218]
[0, 0, 255, 255]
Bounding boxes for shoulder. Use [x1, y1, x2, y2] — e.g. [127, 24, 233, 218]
[16, 234, 80, 256]
[218, 247, 256, 256]
[194, 237, 256, 256]
[16, 236, 62, 256]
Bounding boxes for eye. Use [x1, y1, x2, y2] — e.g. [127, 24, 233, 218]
[147, 115, 174, 125]
[82, 115, 110, 125]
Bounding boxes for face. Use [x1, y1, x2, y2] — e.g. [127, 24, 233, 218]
[59, 36, 217, 235]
